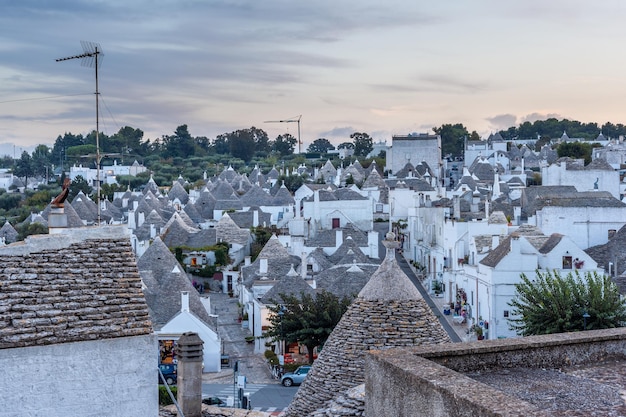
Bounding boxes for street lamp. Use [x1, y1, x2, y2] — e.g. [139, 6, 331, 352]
[582, 312, 590, 330]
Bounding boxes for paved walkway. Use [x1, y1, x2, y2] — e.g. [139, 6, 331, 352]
[202, 292, 275, 384]
[397, 252, 474, 343]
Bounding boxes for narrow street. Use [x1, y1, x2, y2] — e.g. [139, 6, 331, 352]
[204, 292, 274, 385]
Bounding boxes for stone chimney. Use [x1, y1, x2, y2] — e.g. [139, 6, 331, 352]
[176, 332, 204, 417]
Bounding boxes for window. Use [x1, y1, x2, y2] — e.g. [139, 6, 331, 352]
[609, 229, 617, 239]
[307, 264, 313, 271]
[562, 256, 573, 269]
[503, 310, 509, 318]
[332, 218, 340, 229]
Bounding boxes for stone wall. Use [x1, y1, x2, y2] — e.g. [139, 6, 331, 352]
[1, 335, 157, 417]
[365, 328, 626, 417]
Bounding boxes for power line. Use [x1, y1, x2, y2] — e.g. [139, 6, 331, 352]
[0, 93, 91, 104]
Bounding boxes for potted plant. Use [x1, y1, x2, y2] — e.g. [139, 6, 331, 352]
[472, 324, 484, 340]
[432, 280, 443, 297]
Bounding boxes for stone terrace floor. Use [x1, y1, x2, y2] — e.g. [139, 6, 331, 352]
[467, 358, 626, 416]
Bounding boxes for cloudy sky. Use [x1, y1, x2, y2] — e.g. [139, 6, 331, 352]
[2, 1, 626, 155]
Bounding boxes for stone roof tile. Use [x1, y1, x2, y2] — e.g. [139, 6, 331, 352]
[285, 235, 450, 416]
[0, 229, 152, 349]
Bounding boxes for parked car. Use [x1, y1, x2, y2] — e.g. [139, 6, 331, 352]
[202, 396, 226, 407]
[281, 365, 311, 387]
[158, 363, 177, 385]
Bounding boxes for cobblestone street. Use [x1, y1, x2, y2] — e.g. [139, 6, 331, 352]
[203, 292, 275, 384]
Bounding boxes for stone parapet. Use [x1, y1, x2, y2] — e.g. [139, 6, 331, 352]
[365, 328, 626, 417]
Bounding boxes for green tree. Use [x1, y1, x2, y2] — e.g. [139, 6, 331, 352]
[508, 270, 626, 336]
[16, 222, 48, 241]
[68, 175, 93, 202]
[272, 134, 297, 156]
[227, 128, 264, 162]
[337, 142, 354, 150]
[350, 132, 373, 157]
[266, 291, 352, 364]
[433, 123, 469, 157]
[13, 151, 34, 189]
[307, 138, 335, 154]
[162, 125, 197, 158]
[31, 145, 52, 180]
[109, 126, 147, 156]
[213, 134, 230, 155]
[557, 142, 593, 165]
[276, 174, 304, 193]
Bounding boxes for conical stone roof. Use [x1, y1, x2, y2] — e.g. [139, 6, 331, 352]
[0, 221, 18, 244]
[285, 233, 451, 416]
[167, 181, 189, 204]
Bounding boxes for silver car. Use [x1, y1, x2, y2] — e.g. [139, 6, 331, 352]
[281, 365, 311, 387]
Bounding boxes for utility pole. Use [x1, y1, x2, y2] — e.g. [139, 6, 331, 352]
[264, 115, 302, 154]
[56, 41, 104, 224]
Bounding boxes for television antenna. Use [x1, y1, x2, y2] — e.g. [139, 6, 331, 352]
[264, 115, 302, 154]
[56, 41, 104, 224]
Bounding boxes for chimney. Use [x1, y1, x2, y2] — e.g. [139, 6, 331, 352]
[244, 256, 251, 266]
[368, 230, 379, 259]
[137, 211, 145, 227]
[453, 195, 461, 219]
[150, 223, 156, 239]
[253, 210, 259, 227]
[485, 199, 490, 219]
[301, 252, 308, 279]
[492, 235, 500, 249]
[175, 332, 204, 417]
[335, 229, 343, 250]
[181, 291, 190, 312]
[127, 209, 136, 229]
[48, 206, 68, 234]
[260, 257, 268, 274]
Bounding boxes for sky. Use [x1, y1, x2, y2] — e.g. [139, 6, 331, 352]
[2, 1, 626, 156]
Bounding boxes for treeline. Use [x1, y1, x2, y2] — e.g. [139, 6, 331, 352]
[499, 118, 625, 142]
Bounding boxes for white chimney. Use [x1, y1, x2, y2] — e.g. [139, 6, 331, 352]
[260, 257, 268, 274]
[137, 211, 145, 227]
[253, 210, 259, 227]
[244, 256, 251, 266]
[335, 229, 343, 250]
[127, 209, 136, 230]
[181, 291, 190, 312]
[301, 252, 308, 279]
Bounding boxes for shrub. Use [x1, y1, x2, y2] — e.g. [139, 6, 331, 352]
[158, 385, 178, 405]
[264, 349, 279, 366]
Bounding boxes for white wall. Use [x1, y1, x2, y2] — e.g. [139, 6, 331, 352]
[533, 205, 626, 249]
[302, 198, 373, 231]
[159, 312, 222, 373]
[541, 163, 620, 199]
[0, 335, 157, 417]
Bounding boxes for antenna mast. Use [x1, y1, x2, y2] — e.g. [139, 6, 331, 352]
[56, 41, 104, 225]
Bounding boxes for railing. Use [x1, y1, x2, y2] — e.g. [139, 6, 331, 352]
[158, 367, 184, 417]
